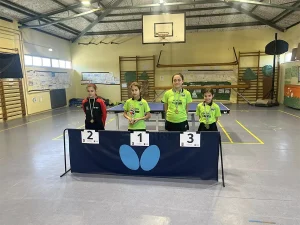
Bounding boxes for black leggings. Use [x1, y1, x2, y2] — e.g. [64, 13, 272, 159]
[128, 129, 146, 132]
[198, 122, 218, 132]
[165, 120, 189, 131]
[85, 122, 104, 131]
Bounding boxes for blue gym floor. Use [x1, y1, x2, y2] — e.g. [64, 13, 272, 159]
[0, 104, 300, 225]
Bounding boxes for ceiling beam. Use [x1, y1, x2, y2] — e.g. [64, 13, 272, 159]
[19, 0, 99, 24]
[225, 0, 300, 11]
[51, 0, 94, 23]
[18, 0, 228, 24]
[98, 12, 242, 23]
[250, 0, 264, 12]
[86, 21, 264, 35]
[72, 0, 124, 43]
[97, 1, 107, 9]
[225, 2, 285, 32]
[0, 0, 80, 35]
[20, 8, 102, 29]
[286, 19, 300, 30]
[271, 1, 300, 23]
[109, 0, 225, 10]
[105, 6, 232, 17]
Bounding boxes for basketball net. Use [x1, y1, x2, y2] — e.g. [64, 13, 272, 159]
[156, 32, 169, 42]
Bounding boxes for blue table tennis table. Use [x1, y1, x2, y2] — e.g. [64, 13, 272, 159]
[107, 102, 230, 131]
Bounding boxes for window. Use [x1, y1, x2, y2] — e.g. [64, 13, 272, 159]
[42, 58, 51, 67]
[59, 60, 66, 68]
[24, 55, 71, 69]
[52, 59, 59, 68]
[66, 61, 72, 69]
[32, 56, 42, 66]
[24, 55, 33, 66]
[285, 52, 292, 63]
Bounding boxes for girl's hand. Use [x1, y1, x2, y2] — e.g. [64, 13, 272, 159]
[133, 118, 140, 124]
[128, 118, 134, 124]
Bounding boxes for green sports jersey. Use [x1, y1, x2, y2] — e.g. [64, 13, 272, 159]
[123, 98, 150, 130]
[196, 102, 221, 124]
[162, 89, 193, 123]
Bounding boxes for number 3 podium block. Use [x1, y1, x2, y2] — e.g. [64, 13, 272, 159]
[63, 130, 225, 186]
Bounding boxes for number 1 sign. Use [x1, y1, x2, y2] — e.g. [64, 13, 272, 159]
[180, 132, 201, 147]
[130, 132, 149, 146]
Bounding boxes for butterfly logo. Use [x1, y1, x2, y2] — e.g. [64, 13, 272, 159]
[129, 108, 135, 116]
[119, 145, 160, 171]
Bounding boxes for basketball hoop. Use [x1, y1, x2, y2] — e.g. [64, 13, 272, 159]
[155, 32, 169, 41]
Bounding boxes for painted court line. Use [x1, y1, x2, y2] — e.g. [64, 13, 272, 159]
[278, 110, 300, 119]
[222, 142, 262, 145]
[217, 121, 234, 143]
[249, 220, 276, 224]
[235, 120, 264, 144]
[52, 118, 115, 140]
[0, 112, 68, 133]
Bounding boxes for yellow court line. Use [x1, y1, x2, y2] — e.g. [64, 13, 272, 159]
[235, 120, 264, 144]
[230, 110, 272, 112]
[52, 117, 115, 140]
[218, 121, 234, 143]
[0, 112, 68, 133]
[222, 142, 262, 145]
[278, 110, 300, 119]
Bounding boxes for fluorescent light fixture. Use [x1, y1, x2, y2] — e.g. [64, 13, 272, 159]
[48, 48, 53, 51]
[82, 0, 91, 6]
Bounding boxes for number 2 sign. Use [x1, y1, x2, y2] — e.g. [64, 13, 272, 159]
[180, 132, 201, 147]
[81, 130, 99, 144]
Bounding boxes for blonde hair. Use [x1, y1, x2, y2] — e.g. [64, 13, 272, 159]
[86, 83, 97, 91]
[130, 82, 141, 90]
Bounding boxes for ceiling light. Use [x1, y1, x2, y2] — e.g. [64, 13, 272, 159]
[81, 0, 91, 6]
[48, 48, 53, 52]
[159, 0, 164, 3]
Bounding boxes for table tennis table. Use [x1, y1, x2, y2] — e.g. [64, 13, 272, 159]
[107, 102, 230, 131]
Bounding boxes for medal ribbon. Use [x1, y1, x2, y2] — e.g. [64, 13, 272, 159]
[203, 102, 212, 125]
[175, 90, 181, 112]
[130, 101, 137, 120]
[89, 98, 95, 120]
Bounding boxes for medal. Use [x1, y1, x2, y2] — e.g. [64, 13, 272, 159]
[90, 119, 94, 123]
[205, 124, 210, 129]
[175, 109, 179, 114]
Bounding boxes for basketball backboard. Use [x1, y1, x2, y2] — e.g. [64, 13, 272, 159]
[142, 13, 186, 44]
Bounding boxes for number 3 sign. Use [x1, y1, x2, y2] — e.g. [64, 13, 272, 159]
[81, 130, 99, 144]
[180, 132, 201, 147]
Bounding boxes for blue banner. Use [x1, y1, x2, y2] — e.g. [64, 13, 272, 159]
[68, 130, 221, 181]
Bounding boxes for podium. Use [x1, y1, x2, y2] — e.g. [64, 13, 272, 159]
[60, 129, 225, 187]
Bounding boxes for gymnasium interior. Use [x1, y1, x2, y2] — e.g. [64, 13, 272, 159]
[0, 0, 300, 224]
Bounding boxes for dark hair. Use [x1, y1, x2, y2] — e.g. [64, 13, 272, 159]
[203, 88, 214, 95]
[130, 82, 142, 91]
[86, 83, 97, 91]
[172, 73, 184, 82]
